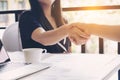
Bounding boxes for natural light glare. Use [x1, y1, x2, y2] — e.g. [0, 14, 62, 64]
[0, 0, 120, 54]
[61, 0, 120, 53]
[61, 0, 120, 7]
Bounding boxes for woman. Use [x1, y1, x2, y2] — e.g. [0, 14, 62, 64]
[19, 0, 89, 53]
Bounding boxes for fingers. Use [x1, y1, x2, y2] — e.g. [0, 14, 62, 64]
[70, 22, 89, 34]
[72, 27, 90, 39]
[69, 33, 89, 45]
[68, 22, 91, 45]
[69, 36, 88, 45]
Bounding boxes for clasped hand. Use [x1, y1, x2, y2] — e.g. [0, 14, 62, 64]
[68, 23, 90, 45]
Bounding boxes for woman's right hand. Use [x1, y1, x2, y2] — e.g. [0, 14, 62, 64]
[67, 23, 90, 45]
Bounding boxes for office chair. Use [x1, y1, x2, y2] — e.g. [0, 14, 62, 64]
[2, 22, 22, 52]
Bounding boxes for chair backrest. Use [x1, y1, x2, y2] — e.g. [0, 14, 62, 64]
[2, 22, 22, 52]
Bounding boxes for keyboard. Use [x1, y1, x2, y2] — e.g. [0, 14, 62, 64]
[0, 63, 51, 80]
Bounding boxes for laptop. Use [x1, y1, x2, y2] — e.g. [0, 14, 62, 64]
[0, 39, 51, 80]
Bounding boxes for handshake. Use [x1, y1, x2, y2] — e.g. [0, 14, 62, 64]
[67, 22, 91, 45]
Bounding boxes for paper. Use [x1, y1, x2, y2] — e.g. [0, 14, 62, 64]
[20, 54, 120, 80]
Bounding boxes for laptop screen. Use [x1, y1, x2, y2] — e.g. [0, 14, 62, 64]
[0, 40, 10, 64]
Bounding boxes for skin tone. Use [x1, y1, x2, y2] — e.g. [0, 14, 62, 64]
[31, 0, 90, 46]
[76, 23, 120, 42]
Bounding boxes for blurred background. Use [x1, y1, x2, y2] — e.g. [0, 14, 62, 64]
[0, 0, 120, 54]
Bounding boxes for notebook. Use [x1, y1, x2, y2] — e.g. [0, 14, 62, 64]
[0, 39, 51, 80]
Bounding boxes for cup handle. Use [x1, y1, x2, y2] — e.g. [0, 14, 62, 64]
[42, 49, 47, 53]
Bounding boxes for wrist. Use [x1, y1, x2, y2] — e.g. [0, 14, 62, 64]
[85, 24, 95, 34]
[60, 24, 71, 36]
[64, 24, 73, 36]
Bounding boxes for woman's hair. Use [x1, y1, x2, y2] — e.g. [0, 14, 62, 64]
[0, 40, 2, 50]
[29, 0, 65, 27]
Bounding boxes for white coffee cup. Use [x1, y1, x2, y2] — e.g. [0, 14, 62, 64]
[23, 48, 47, 63]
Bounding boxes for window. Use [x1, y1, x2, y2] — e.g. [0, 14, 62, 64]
[61, 0, 120, 53]
[0, 1, 8, 22]
[0, 1, 7, 10]
[18, 0, 25, 9]
[61, 0, 120, 7]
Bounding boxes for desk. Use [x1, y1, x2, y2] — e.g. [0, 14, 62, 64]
[11, 53, 119, 80]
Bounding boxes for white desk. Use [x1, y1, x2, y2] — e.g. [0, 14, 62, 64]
[12, 53, 120, 80]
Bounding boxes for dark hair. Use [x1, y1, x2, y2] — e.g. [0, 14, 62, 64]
[0, 40, 2, 50]
[29, 0, 65, 27]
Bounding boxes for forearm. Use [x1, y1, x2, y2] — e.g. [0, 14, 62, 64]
[87, 24, 120, 41]
[32, 25, 69, 46]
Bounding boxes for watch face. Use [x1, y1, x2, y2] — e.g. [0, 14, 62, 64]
[0, 40, 10, 64]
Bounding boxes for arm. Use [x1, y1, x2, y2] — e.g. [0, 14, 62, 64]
[31, 24, 90, 46]
[84, 24, 120, 42]
[32, 24, 68, 46]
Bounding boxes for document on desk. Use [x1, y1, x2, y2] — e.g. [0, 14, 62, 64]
[20, 54, 120, 80]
